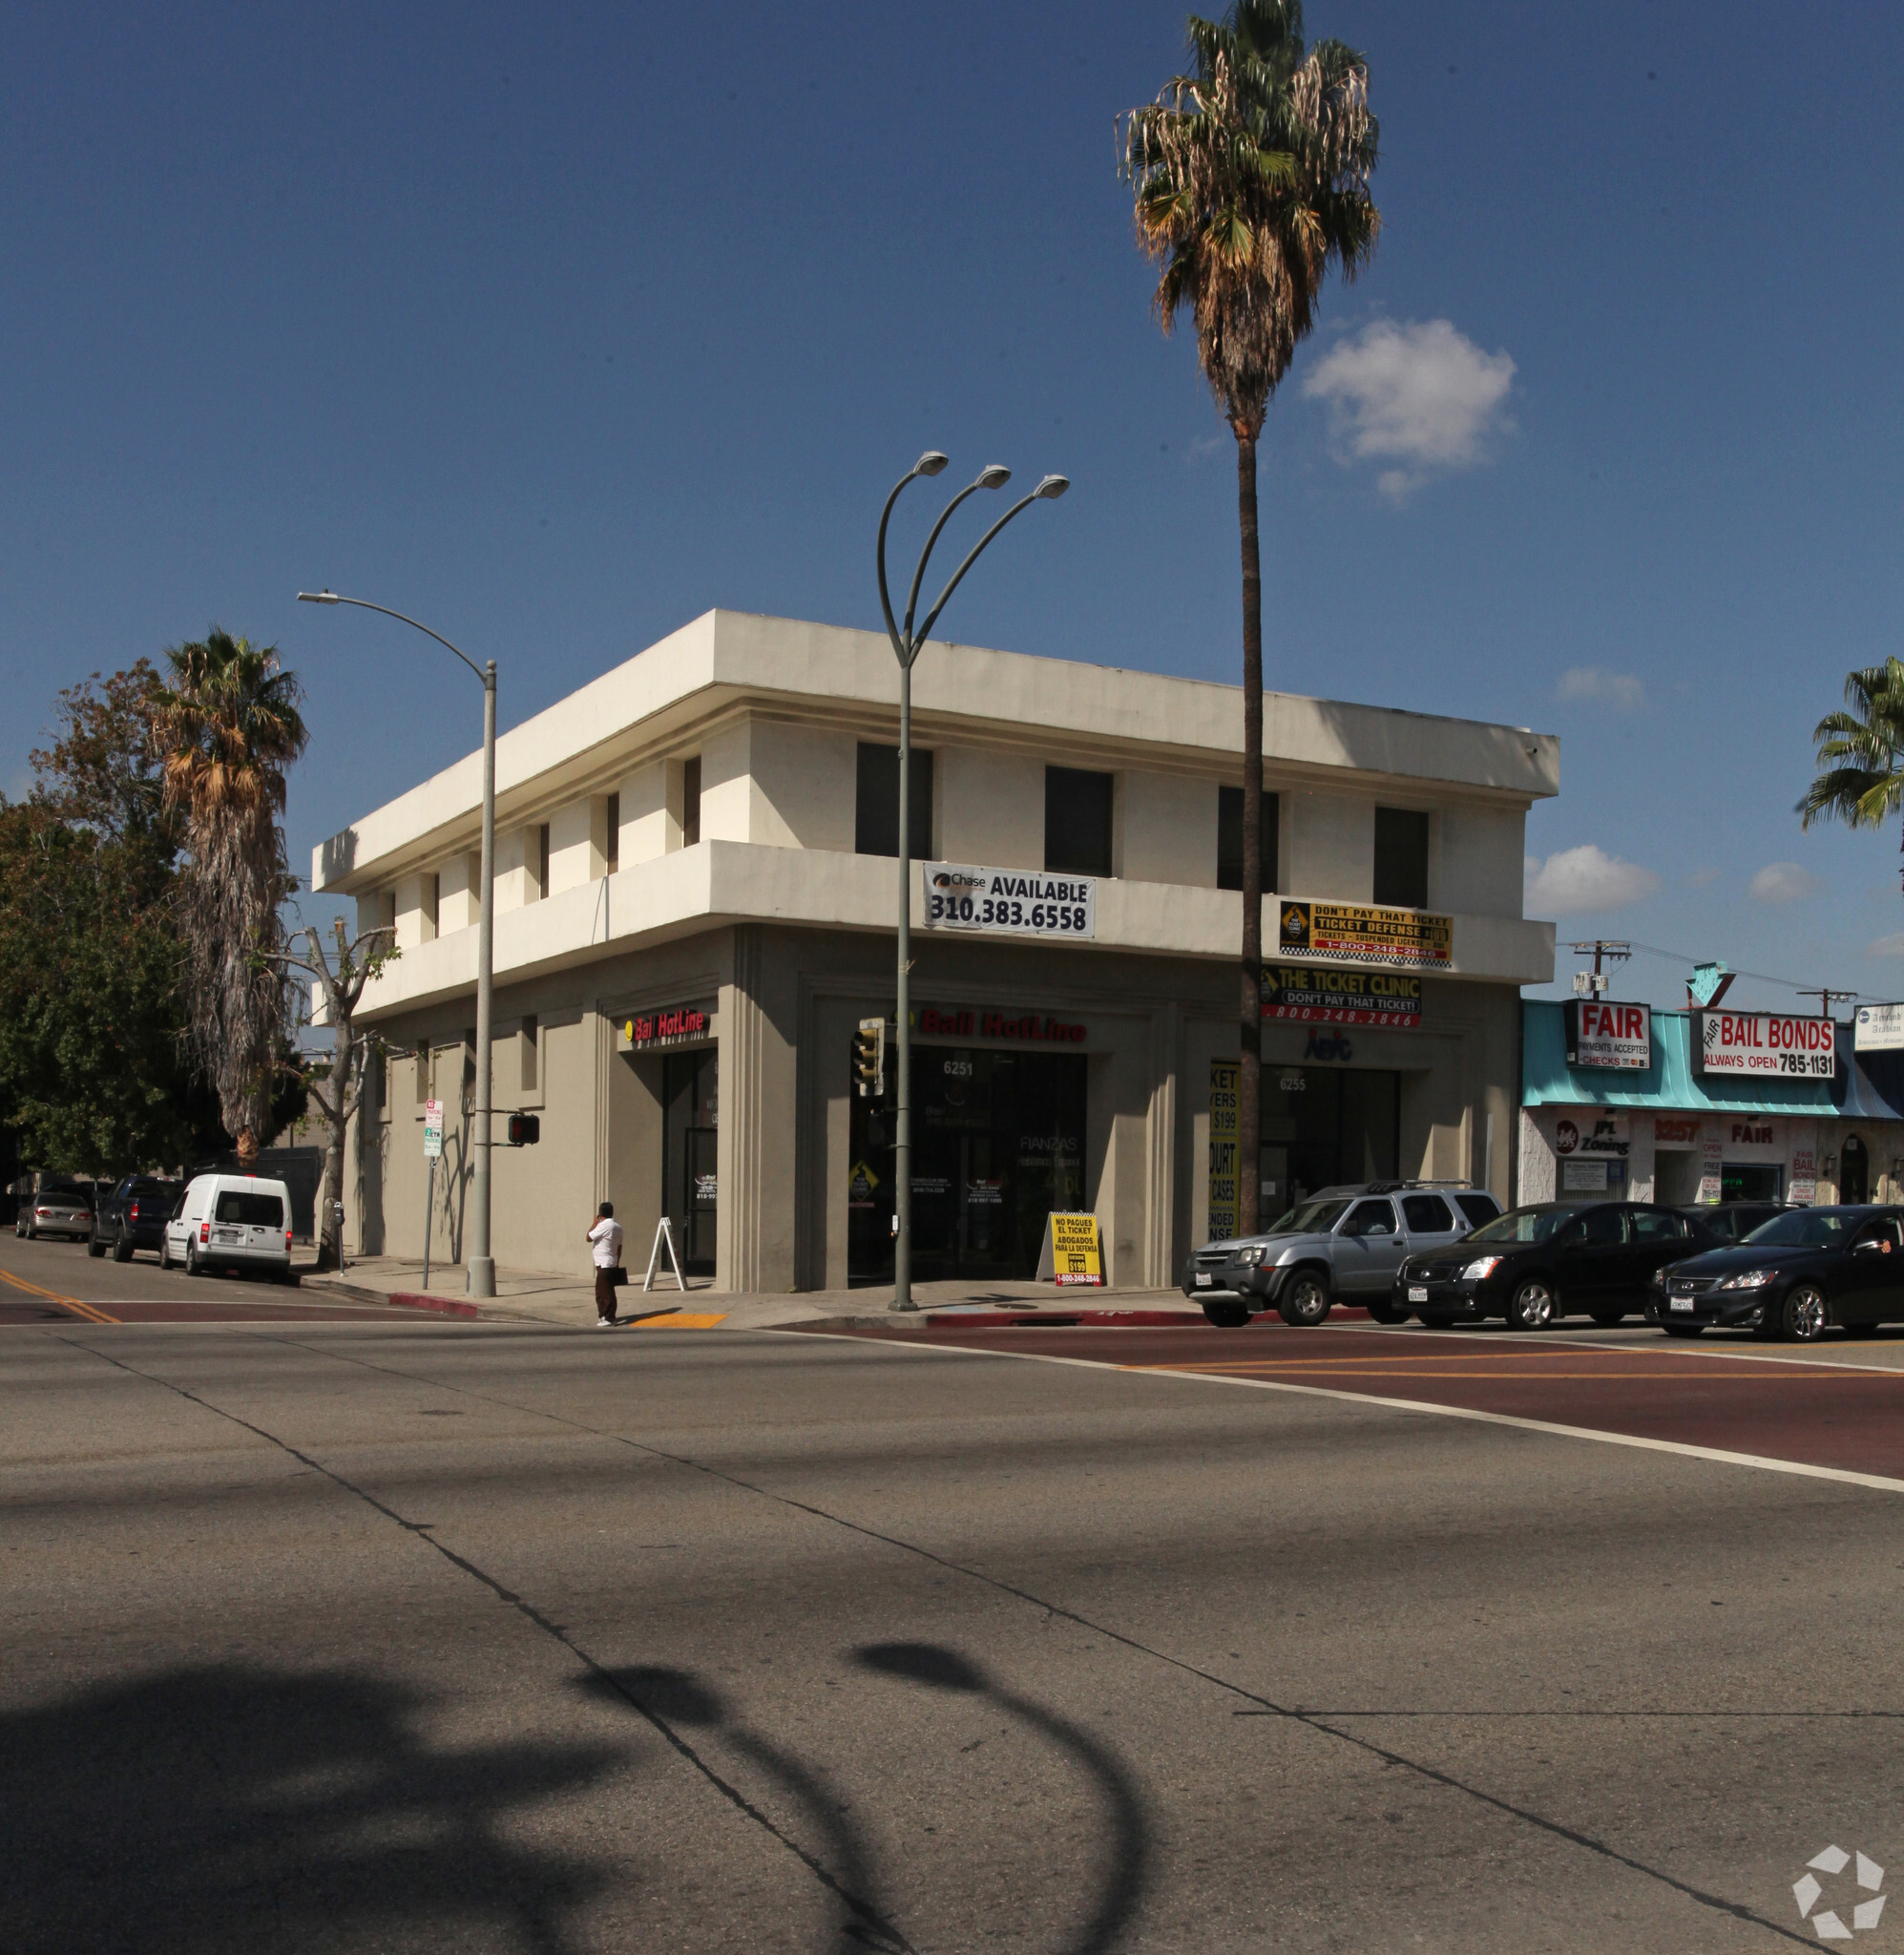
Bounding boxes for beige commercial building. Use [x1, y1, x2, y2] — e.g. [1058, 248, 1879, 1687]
[313, 610, 1559, 1292]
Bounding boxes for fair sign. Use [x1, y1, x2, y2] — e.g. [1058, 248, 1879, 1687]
[1696, 1011, 1836, 1079]
[1564, 999, 1652, 1070]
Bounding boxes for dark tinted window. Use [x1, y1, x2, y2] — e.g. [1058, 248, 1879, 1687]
[1578, 1208, 1627, 1245]
[1217, 787, 1280, 892]
[1373, 808, 1430, 909]
[215, 1191, 283, 1227]
[1454, 1193, 1502, 1229]
[855, 743, 933, 859]
[1630, 1209, 1684, 1242]
[1343, 1199, 1396, 1237]
[1401, 1194, 1454, 1231]
[1045, 767, 1113, 877]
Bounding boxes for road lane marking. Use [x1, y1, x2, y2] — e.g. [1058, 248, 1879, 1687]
[1131, 1361, 1881, 1381]
[0, 1267, 118, 1324]
[632, 1313, 729, 1330]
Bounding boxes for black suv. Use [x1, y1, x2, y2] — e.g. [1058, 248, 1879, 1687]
[90, 1176, 183, 1263]
[1395, 1200, 1724, 1330]
[1647, 1205, 1904, 1341]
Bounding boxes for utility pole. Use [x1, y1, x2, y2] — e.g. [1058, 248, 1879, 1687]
[1797, 987, 1857, 1020]
[1563, 940, 1631, 997]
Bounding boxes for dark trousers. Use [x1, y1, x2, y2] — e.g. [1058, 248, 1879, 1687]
[595, 1269, 618, 1320]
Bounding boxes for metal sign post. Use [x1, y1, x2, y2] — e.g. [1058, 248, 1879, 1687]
[422, 1099, 444, 1291]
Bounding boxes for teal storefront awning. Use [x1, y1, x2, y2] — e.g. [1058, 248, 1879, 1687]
[1522, 1000, 1858, 1116]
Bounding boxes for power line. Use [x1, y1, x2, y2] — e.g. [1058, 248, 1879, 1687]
[1619, 938, 1856, 1000]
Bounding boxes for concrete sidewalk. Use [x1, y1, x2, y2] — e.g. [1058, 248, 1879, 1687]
[300, 1255, 1201, 1331]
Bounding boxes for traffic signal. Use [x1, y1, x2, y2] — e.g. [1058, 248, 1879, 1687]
[853, 1018, 886, 1099]
[507, 1112, 541, 1146]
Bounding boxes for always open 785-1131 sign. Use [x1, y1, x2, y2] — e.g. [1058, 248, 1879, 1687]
[1695, 1010, 1836, 1078]
[1564, 999, 1652, 1070]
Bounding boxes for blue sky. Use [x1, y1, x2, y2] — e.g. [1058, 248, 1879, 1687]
[5, 1, 1901, 1017]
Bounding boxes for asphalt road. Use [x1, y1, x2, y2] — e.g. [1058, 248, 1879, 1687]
[6, 1250, 1904, 1952]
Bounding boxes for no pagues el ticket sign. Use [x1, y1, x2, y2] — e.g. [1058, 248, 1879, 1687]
[1036, 1212, 1104, 1286]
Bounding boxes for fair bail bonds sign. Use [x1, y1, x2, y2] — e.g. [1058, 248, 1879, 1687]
[1564, 999, 1652, 1070]
[1696, 1010, 1836, 1079]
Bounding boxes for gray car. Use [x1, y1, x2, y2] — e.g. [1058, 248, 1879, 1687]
[1182, 1182, 1503, 1328]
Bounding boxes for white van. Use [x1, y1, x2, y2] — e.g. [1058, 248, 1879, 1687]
[160, 1174, 296, 1283]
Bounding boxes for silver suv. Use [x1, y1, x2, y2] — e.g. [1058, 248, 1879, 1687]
[1182, 1182, 1502, 1328]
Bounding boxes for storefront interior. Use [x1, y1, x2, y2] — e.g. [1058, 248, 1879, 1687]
[1262, 1065, 1402, 1211]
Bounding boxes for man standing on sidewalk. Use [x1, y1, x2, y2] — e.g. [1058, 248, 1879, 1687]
[587, 1201, 624, 1328]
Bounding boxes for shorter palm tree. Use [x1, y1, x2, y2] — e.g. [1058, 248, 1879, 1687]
[1799, 656, 1904, 888]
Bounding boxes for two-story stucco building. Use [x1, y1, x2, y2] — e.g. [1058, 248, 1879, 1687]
[313, 609, 1559, 1292]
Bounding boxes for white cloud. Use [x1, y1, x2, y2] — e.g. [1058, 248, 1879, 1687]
[1303, 318, 1515, 496]
[1748, 862, 1825, 905]
[1524, 845, 1663, 916]
[1869, 932, 1904, 957]
[1557, 666, 1645, 711]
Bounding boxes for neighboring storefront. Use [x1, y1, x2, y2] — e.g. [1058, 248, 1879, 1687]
[1519, 999, 1904, 1207]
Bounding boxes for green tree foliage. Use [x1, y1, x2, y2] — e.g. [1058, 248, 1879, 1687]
[1799, 657, 1904, 888]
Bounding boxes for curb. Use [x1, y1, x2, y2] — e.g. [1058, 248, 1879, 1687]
[924, 1308, 1207, 1329]
[386, 1290, 482, 1319]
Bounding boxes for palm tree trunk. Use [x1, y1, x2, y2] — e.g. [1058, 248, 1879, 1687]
[1236, 427, 1264, 1237]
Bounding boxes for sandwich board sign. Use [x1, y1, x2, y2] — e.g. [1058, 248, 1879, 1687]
[423, 1099, 444, 1159]
[1036, 1211, 1104, 1287]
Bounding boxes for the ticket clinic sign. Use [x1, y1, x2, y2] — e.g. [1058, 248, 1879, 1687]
[1696, 1010, 1836, 1078]
[1262, 964, 1420, 1027]
[1564, 999, 1652, 1070]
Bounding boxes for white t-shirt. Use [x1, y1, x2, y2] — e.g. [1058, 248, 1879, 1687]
[588, 1217, 624, 1270]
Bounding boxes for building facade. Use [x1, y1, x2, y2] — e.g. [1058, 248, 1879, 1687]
[314, 611, 1559, 1290]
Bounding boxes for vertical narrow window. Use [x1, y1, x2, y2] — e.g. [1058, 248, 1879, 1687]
[1218, 788, 1280, 893]
[682, 756, 701, 847]
[605, 793, 619, 875]
[1373, 808, 1431, 909]
[426, 872, 440, 937]
[519, 1018, 539, 1094]
[535, 823, 551, 900]
[1044, 767, 1114, 877]
[855, 742, 934, 858]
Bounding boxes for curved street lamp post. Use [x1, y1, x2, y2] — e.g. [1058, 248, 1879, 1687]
[297, 590, 498, 1299]
[875, 456, 1068, 1312]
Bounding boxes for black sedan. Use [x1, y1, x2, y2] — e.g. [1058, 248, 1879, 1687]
[1645, 1205, 1904, 1342]
[89, 1175, 183, 1263]
[1394, 1201, 1723, 1331]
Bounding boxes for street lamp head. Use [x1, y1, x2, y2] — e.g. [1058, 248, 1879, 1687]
[913, 452, 950, 478]
[1033, 474, 1070, 500]
[976, 464, 1012, 490]
[297, 590, 341, 604]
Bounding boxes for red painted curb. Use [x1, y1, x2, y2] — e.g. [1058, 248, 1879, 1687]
[386, 1291, 482, 1319]
[922, 1304, 1375, 1330]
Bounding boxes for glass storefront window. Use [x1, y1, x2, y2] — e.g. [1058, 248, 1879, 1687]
[1260, 1066, 1400, 1207]
[662, 1048, 719, 1272]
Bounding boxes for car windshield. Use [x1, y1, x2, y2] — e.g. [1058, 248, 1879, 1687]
[1262, 1198, 1350, 1235]
[215, 1191, 283, 1228]
[1466, 1206, 1575, 1244]
[1740, 1210, 1859, 1250]
[43, 1183, 89, 1201]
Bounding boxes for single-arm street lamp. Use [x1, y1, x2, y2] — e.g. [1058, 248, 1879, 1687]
[297, 590, 499, 1299]
[875, 455, 1068, 1312]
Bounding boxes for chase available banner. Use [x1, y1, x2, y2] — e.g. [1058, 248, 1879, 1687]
[1278, 899, 1452, 968]
[1696, 1011, 1836, 1078]
[925, 863, 1095, 939]
[1262, 964, 1421, 1027]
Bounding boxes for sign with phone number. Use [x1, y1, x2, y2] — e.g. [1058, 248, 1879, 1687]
[924, 863, 1096, 939]
[1696, 1010, 1836, 1077]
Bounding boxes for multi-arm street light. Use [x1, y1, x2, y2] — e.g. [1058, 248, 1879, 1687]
[875, 454, 1068, 1313]
[297, 590, 499, 1299]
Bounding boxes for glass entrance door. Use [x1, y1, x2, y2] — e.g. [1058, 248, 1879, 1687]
[1261, 1066, 1402, 1209]
[662, 1048, 718, 1274]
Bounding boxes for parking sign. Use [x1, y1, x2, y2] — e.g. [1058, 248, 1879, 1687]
[424, 1099, 444, 1158]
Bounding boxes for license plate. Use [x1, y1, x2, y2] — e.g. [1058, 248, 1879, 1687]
[1408, 1286, 1428, 1303]
[1195, 1272, 1213, 1287]
[215, 1229, 238, 1243]
[1669, 1297, 1694, 1313]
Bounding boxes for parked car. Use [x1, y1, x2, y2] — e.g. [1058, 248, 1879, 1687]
[159, 1174, 296, 1283]
[90, 1176, 184, 1263]
[1645, 1205, 1904, 1342]
[1394, 1200, 1725, 1331]
[1672, 1202, 1784, 1245]
[1182, 1183, 1503, 1328]
[14, 1177, 94, 1242]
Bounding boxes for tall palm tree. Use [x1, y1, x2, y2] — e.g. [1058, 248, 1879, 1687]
[153, 629, 308, 1166]
[1800, 656, 1904, 887]
[1121, 0, 1378, 1234]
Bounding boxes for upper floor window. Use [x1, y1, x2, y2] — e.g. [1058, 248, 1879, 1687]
[856, 742, 933, 860]
[681, 756, 701, 848]
[1045, 767, 1113, 877]
[604, 793, 619, 875]
[534, 823, 551, 900]
[1217, 787, 1280, 893]
[1373, 807, 1430, 910]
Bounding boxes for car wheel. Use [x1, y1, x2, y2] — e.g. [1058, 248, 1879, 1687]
[23, 1223, 35, 1241]
[1202, 1300, 1248, 1328]
[1506, 1279, 1557, 1332]
[1663, 1323, 1705, 1338]
[87, 1233, 105, 1258]
[1366, 1296, 1409, 1325]
[1778, 1286, 1829, 1342]
[1276, 1272, 1332, 1327]
[186, 1241, 201, 1277]
[158, 1235, 172, 1271]
[1589, 1309, 1624, 1326]
[113, 1237, 132, 1264]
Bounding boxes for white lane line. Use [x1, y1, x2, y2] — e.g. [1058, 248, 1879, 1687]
[780, 1329, 1904, 1497]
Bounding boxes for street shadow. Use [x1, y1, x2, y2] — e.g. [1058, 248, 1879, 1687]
[579, 1665, 911, 1955]
[0, 1663, 620, 1955]
[852, 1642, 1149, 1955]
